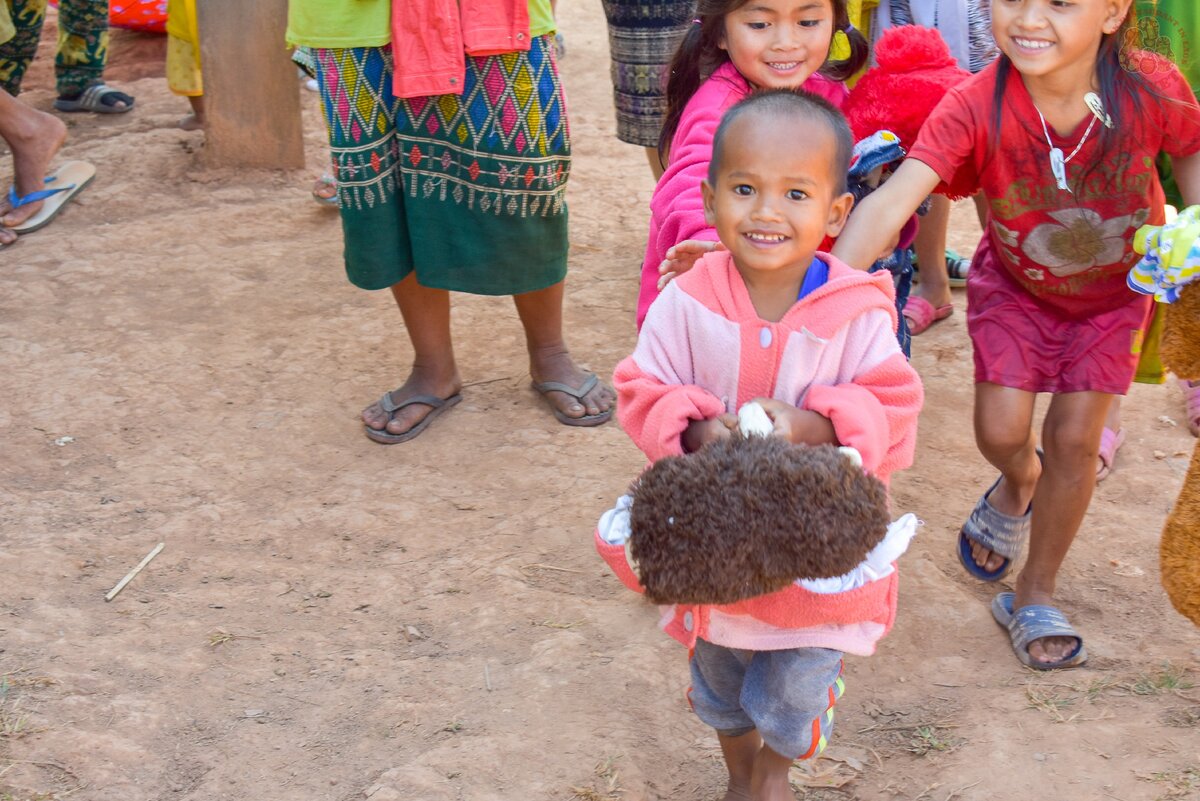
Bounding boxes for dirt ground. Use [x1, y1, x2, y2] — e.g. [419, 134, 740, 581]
[2, 5, 1199, 801]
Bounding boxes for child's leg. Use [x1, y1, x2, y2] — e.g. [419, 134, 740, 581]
[912, 194, 952, 307]
[1096, 396, 1123, 481]
[717, 730, 760, 801]
[179, 94, 205, 130]
[1017, 390, 1112, 664]
[967, 382, 1040, 572]
[690, 642, 760, 800]
[749, 743, 795, 801]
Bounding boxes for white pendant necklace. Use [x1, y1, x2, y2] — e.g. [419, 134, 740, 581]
[1034, 103, 1099, 193]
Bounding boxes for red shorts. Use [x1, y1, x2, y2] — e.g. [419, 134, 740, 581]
[966, 238, 1154, 395]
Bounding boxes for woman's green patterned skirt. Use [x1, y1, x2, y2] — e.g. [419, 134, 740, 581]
[314, 37, 570, 294]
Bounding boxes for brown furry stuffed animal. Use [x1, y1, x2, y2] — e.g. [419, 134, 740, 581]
[1158, 282, 1200, 626]
[628, 437, 890, 606]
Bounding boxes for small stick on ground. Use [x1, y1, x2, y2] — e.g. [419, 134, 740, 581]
[484, 663, 492, 692]
[105, 542, 165, 602]
[520, 563, 583, 574]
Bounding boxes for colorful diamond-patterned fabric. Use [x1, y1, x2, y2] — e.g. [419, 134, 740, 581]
[314, 37, 571, 295]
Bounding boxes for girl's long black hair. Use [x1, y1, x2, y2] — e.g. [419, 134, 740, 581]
[657, 0, 868, 167]
[988, 8, 1163, 190]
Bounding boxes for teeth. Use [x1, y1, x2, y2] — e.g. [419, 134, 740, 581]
[768, 62, 798, 69]
[746, 233, 786, 242]
[1014, 38, 1052, 49]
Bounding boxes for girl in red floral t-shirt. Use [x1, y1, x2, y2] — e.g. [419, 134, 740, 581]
[834, 0, 1200, 670]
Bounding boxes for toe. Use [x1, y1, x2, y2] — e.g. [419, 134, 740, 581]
[1, 202, 40, 228]
[362, 401, 388, 430]
[1027, 635, 1075, 666]
[385, 402, 433, 435]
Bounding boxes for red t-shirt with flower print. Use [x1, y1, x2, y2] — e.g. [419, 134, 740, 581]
[908, 53, 1200, 318]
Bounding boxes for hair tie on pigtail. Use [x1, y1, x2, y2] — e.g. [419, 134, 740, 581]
[830, 24, 854, 61]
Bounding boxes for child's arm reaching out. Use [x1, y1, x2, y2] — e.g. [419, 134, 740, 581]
[832, 159, 943, 269]
[1171, 150, 1200, 209]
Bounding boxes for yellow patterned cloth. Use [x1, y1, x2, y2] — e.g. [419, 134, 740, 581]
[0, 1, 15, 46]
[165, 0, 200, 95]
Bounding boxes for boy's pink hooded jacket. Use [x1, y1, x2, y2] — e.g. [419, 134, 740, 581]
[599, 251, 923, 655]
[637, 62, 847, 328]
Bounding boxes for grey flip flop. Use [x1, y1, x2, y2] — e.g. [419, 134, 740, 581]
[364, 391, 462, 444]
[531, 372, 614, 427]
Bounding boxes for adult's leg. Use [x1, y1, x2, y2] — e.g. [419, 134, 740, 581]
[361, 273, 463, 436]
[512, 281, 615, 421]
[54, 0, 132, 108]
[0, 86, 68, 238]
[0, 0, 47, 96]
[1017, 390, 1112, 664]
[967, 382, 1040, 572]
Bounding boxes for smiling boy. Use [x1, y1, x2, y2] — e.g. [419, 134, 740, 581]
[609, 90, 923, 800]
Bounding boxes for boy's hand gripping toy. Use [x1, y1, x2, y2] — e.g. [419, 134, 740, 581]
[625, 404, 893, 606]
[1129, 206, 1200, 626]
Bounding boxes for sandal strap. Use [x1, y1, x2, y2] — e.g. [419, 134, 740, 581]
[1008, 605, 1082, 652]
[378, 392, 450, 414]
[960, 477, 1030, 559]
[8, 183, 73, 209]
[532, 372, 598, 401]
[80, 83, 131, 107]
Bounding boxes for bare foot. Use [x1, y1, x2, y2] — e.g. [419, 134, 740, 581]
[1, 109, 68, 228]
[528, 346, 615, 422]
[912, 285, 952, 311]
[312, 175, 337, 201]
[178, 114, 205, 131]
[721, 783, 752, 801]
[362, 370, 462, 438]
[0, 226, 16, 246]
[1014, 580, 1081, 666]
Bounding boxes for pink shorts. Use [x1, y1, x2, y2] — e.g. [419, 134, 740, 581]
[966, 238, 1154, 396]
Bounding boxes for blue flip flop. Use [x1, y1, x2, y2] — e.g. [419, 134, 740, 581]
[991, 592, 1087, 670]
[5, 161, 96, 235]
[957, 475, 1031, 581]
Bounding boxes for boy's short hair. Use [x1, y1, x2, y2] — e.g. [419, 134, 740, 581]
[709, 89, 853, 195]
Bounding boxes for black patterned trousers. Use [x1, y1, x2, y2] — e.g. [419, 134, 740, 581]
[0, 0, 110, 97]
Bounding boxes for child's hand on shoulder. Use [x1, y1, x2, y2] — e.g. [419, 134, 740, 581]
[658, 240, 725, 290]
[753, 398, 837, 447]
[683, 413, 737, 453]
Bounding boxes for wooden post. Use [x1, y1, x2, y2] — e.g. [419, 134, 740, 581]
[196, 0, 305, 169]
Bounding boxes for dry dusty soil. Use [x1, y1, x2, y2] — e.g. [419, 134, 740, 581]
[2, 4, 1199, 801]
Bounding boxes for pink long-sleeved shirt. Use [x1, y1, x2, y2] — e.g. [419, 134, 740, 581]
[602, 251, 924, 654]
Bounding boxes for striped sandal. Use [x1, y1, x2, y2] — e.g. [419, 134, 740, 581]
[957, 474, 1031, 581]
[991, 592, 1086, 670]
